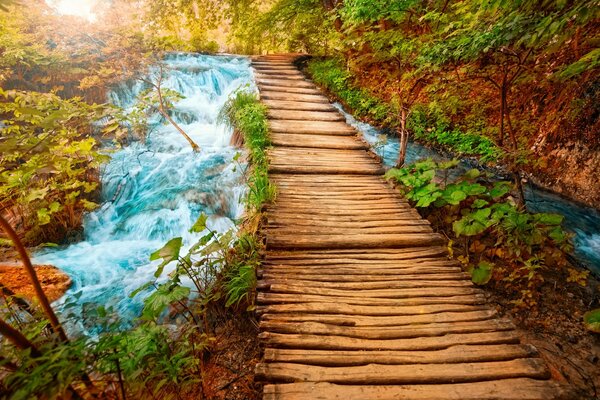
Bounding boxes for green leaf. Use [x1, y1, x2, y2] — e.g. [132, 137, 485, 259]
[150, 237, 183, 277]
[471, 261, 494, 285]
[37, 208, 50, 225]
[189, 213, 208, 233]
[489, 181, 511, 199]
[453, 207, 492, 236]
[533, 213, 563, 226]
[583, 308, 600, 333]
[463, 168, 480, 180]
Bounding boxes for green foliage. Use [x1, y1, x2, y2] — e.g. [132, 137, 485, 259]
[219, 89, 276, 212]
[583, 308, 600, 333]
[308, 58, 394, 124]
[0, 89, 123, 244]
[386, 159, 576, 304]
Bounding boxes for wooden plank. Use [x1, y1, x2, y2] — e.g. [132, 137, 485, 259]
[261, 92, 330, 103]
[257, 302, 487, 316]
[260, 266, 461, 275]
[267, 233, 445, 249]
[262, 379, 572, 400]
[264, 284, 483, 299]
[260, 309, 495, 326]
[258, 78, 316, 88]
[256, 359, 549, 384]
[259, 319, 515, 340]
[268, 165, 384, 175]
[267, 109, 345, 121]
[264, 226, 433, 236]
[263, 99, 337, 112]
[265, 247, 448, 259]
[261, 279, 472, 291]
[259, 85, 323, 95]
[263, 344, 539, 366]
[259, 272, 466, 282]
[270, 134, 367, 150]
[258, 331, 521, 351]
[268, 120, 356, 135]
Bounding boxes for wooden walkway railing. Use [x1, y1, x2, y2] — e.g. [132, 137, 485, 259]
[252, 54, 572, 400]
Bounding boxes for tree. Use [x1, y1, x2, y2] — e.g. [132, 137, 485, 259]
[136, 64, 201, 152]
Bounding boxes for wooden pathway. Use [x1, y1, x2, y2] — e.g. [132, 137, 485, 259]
[251, 54, 572, 400]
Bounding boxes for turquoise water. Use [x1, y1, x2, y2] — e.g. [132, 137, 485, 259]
[334, 103, 600, 276]
[34, 54, 254, 320]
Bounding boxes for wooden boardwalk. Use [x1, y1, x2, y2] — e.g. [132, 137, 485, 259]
[251, 55, 572, 400]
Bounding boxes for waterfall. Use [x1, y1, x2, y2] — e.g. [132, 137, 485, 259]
[34, 54, 254, 320]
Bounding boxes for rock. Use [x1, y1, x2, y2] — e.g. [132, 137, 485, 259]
[0, 263, 71, 303]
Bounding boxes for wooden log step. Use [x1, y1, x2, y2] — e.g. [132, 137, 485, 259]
[256, 359, 549, 384]
[268, 109, 344, 122]
[263, 100, 337, 112]
[259, 85, 323, 95]
[275, 192, 399, 199]
[258, 330, 521, 351]
[257, 292, 485, 310]
[271, 202, 412, 210]
[273, 174, 390, 182]
[261, 279, 472, 291]
[260, 265, 461, 276]
[267, 214, 423, 223]
[257, 294, 485, 310]
[255, 72, 305, 79]
[263, 344, 539, 366]
[266, 221, 430, 231]
[264, 226, 433, 236]
[259, 319, 515, 340]
[264, 284, 483, 299]
[262, 379, 571, 400]
[260, 309, 495, 326]
[268, 120, 356, 135]
[257, 302, 487, 317]
[262, 259, 457, 269]
[264, 247, 448, 260]
[263, 256, 455, 266]
[258, 78, 316, 88]
[268, 208, 420, 216]
[266, 233, 445, 250]
[259, 272, 467, 283]
[270, 134, 367, 150]
[260, 92, 330, 103]
[268, 165, 385, 175]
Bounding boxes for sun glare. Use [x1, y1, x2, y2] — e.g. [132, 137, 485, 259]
[46, 0, 98, 22]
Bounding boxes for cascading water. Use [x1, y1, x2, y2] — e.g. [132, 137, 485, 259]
[334, 103, 600, 276]
[34, 54, 254, 320]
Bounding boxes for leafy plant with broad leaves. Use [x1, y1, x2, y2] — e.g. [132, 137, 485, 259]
[386, 159, 582, 306]
[0, 89, 125, 245]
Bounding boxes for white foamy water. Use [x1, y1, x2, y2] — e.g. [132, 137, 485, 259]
[34, 54, 254, 319]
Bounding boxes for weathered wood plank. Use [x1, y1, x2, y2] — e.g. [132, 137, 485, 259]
[267, 233, 445, 249]
[258, 331, 521, 351]
[260, 309, 495, 326]
[268, 120, 356, 135]
[260, 92, 330, 103]
[267, 109, 345, 121]
[263, 99, 337, 112]
[263, 344, 538, 366]
[257, 302, 487, 316]
[262, 379, 572, 400]
[264, 284, 483, 299]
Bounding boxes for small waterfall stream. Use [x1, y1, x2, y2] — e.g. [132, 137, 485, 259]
[34, 54, 254, 319]
[334, 103, 600, 276]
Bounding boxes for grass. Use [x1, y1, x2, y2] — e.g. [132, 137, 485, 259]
[219, 90, 276, 215]
[306, 58, 504, 163]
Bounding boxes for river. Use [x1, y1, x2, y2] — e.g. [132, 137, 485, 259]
[334, 103, 600, 276]
[34, 54, 254, 321]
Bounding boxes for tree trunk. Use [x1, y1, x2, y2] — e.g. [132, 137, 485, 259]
[0, 215, 68, 343]
[397, 108, 409, 167]
[156, 87, 200, 153]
